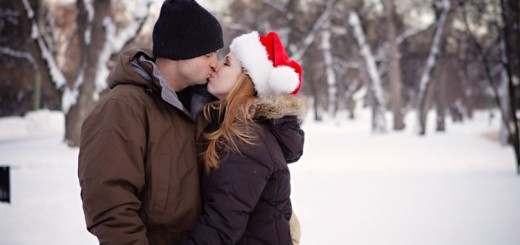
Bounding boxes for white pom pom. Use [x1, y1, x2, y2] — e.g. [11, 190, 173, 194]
[269, 66, 299, 94]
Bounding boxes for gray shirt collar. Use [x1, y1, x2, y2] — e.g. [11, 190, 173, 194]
[132, 56, 184, 110]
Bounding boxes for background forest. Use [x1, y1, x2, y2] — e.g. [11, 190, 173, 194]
[1, 0, 519, 171]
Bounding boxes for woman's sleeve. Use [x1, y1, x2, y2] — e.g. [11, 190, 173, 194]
[182, 140, 273, 245]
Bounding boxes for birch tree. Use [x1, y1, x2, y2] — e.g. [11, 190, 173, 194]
[415, 0, 452, 135]
[383, 0, 405, 130]
[349, 11, 387, 133]
[64, 0, 151, 146]
[321, 21, 337, 118]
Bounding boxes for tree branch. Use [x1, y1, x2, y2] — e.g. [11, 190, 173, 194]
[0, 46, 36, 67]
[462, 1, 512, 136]
[290, 0, 341, 62]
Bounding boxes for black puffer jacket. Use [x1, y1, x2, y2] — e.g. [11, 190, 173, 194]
[183, 95, 307, 245]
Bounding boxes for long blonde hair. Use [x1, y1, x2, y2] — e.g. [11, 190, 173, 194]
[201, 72, 258, 170]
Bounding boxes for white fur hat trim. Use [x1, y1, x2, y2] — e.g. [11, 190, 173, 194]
[230, 31, 273, 95]
[269, 66, 300, 94]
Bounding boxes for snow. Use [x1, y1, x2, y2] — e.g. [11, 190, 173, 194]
[0, 109, 519, 245]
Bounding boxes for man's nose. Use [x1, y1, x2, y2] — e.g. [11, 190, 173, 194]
[211, 63, 219, 72]
[211, 62, 224, 73]
[210, 53, 219, 72]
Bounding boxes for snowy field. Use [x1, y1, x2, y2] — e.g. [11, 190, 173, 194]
[0, 109, 519, 245]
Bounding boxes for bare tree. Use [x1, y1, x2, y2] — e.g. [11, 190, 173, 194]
[500, 0, 520, 174]
[349, 10, 387, 132]
[0, 0, 61, 116]
[64, 0, 151, 146]
[416, 0, 454, 135]
[383, 0, 405, 130]
[321, 20, 338, 118]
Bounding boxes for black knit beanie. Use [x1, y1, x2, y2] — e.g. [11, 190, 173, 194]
[152, 0, 223, 60]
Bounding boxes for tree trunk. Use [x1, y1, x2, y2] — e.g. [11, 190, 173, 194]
[383, 0, 405, 130]
[500, 0, 520, 174]
[419, 75, 436, 135]
[290, 0, 340, 62]
[416, 0, 454, 135]
[349, 11, 386, 132]
[458, 38, 473, 120]
[499, 61, 510, 146]
[321, 23, 337, 118]
[0, 0, 60, 117]
[65, 0, 111, 146]
[435, 59, 447, 132]
[311, 72, 323, 122]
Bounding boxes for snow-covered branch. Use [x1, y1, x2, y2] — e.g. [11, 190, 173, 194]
[0, 46, 36, 67]
[334, 58, 361, 70]
[83, 0, 94, 45]
[22, 0, 66, 90]
[0, 9, 21, 26]
[290, 0, 340, 62]
[109, 0, 151, 51]
[396, 25, 432, 45]
[345, 78, 364, 101]
[261, 0, 286, 12]
[95, 0, 151, 96]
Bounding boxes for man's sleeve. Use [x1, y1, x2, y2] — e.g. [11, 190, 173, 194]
[78, 99, 149, 245]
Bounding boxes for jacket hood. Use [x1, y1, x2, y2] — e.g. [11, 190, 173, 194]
[252, 95, 308, 163]
[107, 48, 160, 93]
[251, 94, 308, 120]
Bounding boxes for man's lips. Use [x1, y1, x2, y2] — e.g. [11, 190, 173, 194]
[207, 72, 217, 82]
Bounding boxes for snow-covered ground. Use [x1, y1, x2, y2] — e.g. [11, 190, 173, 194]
[0, 109, 518, 245]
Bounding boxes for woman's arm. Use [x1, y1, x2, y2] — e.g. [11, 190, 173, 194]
[182, 139, 273, 245]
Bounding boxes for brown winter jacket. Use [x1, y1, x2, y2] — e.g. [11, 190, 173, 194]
[183, 95, 308, 245]
[78, 48, 213, 245]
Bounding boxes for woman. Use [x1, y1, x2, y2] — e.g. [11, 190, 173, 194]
[182, 31, 307, 244]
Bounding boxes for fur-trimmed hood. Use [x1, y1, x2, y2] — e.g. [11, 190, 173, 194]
[251, 94, 308, 164]
[250, 94, 308, 120]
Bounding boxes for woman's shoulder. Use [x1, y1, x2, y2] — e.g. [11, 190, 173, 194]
[250, 94, 308, 120]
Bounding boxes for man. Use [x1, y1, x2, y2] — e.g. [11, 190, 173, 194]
[78, 0, 223, 244]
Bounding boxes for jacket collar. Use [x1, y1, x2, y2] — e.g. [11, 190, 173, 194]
[250, 94, 308, 120]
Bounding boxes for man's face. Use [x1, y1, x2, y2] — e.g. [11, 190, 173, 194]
[207, 52, 242, 100]
[176, 52, 219, 86]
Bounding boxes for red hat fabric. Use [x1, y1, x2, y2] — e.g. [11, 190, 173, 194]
[230, 31, 302, 96]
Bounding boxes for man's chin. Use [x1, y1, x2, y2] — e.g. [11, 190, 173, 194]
[193, 79, 209, 86]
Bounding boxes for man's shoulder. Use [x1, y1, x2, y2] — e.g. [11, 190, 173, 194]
[120, 48, 154, 59]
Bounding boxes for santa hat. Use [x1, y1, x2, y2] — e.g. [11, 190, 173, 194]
[230, 31, 302, 96]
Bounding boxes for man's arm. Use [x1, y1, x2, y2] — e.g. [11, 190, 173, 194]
[78, 99, 148, 245]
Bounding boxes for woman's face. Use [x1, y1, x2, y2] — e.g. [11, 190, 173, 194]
[207, 53, 242, 100]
